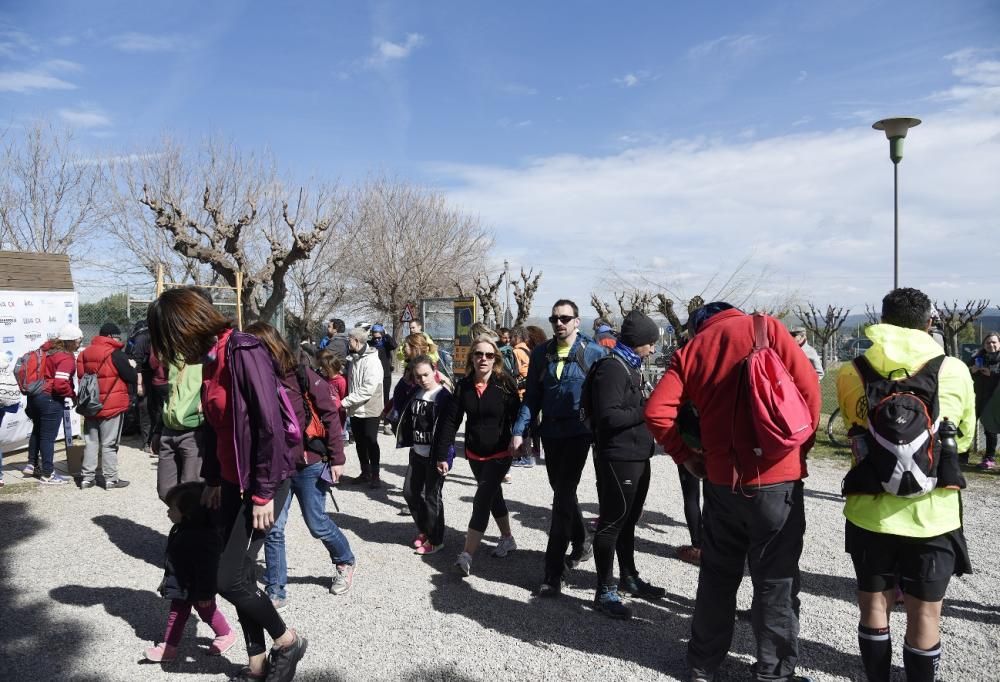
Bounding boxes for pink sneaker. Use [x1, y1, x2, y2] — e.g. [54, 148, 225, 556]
[144, 643, 178, 662]
[412, 533, 428, 549]
[415, 543, 443, 556]
[209, 631, 237, 656]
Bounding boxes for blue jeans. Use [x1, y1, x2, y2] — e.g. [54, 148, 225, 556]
[263, 461, 355, 599]
[27, 394, 64, 476]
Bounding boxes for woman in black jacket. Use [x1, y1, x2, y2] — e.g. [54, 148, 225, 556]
[590, 310, 663, 619]
[434, 337, 521, 577]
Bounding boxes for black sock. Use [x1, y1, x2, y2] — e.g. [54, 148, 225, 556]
[903, 640, 940, 682]
[858, 624, 892, 682]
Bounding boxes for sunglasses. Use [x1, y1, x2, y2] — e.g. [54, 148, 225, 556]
[472, 351, 496, 360]
[548, 315, 576, 325]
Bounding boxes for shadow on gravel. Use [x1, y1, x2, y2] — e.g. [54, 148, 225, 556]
[381, 463, 479, 489]
[802, 487, 845, 503]
[93, 514, 165, 568]
[0, 500, 89, 681]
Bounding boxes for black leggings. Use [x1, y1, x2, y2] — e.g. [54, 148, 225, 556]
[541, 435, 591, 582]
[467, 457, 512, 533]
[218, 479, 291, 657]
[402, 450, 446, 545]
[678, 463, 703, 548]
[593, 458, 651, 587]
[351, 416, 381, 475]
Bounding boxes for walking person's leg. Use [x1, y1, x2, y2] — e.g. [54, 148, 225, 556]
[591, 457, 633, 617]
[144, 599, 192, 661]
[81, 416, 101, 485]
[350, 416, 371, 480]
[424, 459, 446, 547]
[402, 450, 427, 535]
[262, 490, 293, 605]
[179, 427, 205, 485]
[192, 598, 236, 655]
[99, 414, 125, 486]
[291, 462, 356, 594]
[678, 463, 704, 562]
[156, 431, 182, 501]
[541, 436, 591, 588]
[38, 395, 64, 480]
[364, 417, 382, 482]
[27, 395, 40, 471]
[617, 460, 664, 598]
[456, 458, 509, 572]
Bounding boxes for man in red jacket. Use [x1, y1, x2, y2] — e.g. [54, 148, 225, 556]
[645, 302, 820, 682]
[77, 323, 138, 490]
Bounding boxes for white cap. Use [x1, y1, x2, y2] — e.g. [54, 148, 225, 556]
[57, 323, 83, 341]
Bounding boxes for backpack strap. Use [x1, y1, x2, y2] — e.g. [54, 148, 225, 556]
[752, 313, 769, 351]
[852, 354, 884, 385]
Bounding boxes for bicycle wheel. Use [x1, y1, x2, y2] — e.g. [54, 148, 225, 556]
[826, 408, 848, 447]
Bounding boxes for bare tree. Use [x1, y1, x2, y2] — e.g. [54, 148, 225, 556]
[615, 290, 654, 316]
[793, 303, 850, 369]
[109, 139, 343, 323]
[936, 299, 990, 357]
[590, 294, 616, 325]
[864, 304, 880, 326]
[512, 268, 541, 327]
[475, 272, 504, 329]
[0, 122, 102, 255]
[284, 223, 353, 343]
[342, 176, 492, 336]
[653, 294, 685, 338]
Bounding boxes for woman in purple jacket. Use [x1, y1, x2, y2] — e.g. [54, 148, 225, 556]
[148, 288, 307, 682]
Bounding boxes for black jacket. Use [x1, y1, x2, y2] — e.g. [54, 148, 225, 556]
[372, 336, 398, 375]
[591, 355, 654, 461]
[434, 374, 520, 460]
[158, 520, 222, 602]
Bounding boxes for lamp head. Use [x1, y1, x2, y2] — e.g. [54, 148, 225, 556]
[873, 117, 921, 164]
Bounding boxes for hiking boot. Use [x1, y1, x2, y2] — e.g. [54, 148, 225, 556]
[455, 551, 472, 576]
[265, 631, 307, 682]
[80, 479, 96, 490]
[39, 472, 69, 485]
[104, 478, 131, 489]
[979, 456, 996, 471]
[209, 631, 238, 656]
[143, 643, 178, 662]
[330, 563, 355, 595]
[491, 535, 517, 558]
[620, 574, 666, 600]
[536, 579, 563, 598]
[594, 586, 632, 620]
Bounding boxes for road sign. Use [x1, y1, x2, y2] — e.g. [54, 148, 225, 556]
[400, 304, 415, 323]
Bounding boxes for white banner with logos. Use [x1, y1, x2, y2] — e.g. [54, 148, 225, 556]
[0, 290, 80, 449]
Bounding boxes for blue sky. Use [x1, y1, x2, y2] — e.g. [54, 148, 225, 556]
[2, 1, 999, 315]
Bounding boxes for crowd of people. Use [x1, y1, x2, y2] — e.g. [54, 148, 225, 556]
[4, 284, 992, 682]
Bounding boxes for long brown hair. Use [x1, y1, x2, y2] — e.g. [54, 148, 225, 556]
[148, 287, 231, 366]
[245, 321, 297, 375]
[316, 349, 344, 379]
[526, 325, 547, 350]
[465, 336, 516, 392]
[403, 332, 431, 359]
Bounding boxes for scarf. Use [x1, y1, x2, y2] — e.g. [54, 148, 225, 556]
[612, 341, 643, 369]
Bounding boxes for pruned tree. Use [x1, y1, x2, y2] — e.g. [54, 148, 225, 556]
[654, 294, 685, 338]
[615, 290, 653, 316]
[0, 122, 102, 256]
[475, 272, 504, 329]
[864, 304, 880, 326]
[512, 268, 541, 327]
[342, 175, 493, 336]
[793, 303, 850, 368]
[591, 294, 616, 325]
[936, 299, 990, 357]
[284, 222, 353, 344]
[110, 139, 344, 323]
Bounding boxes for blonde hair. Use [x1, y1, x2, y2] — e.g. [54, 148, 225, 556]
[465, 336, 515, 392]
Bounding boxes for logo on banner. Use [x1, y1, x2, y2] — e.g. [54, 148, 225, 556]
[2, 336, 14, 343]
[67, 313, 74, 322]
[2, 350, 12, 364]
[24, 330, 42, 341]
[64, 301, 73, 308]
[23, 300, 33, 307]
[0, 315, 15, 326]
[48, 315, 58, 322]
[23, 317, 41, 324]
[0, 301, 13, 307]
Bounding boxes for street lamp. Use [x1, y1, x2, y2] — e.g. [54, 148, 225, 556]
[872, 116, 921, 289]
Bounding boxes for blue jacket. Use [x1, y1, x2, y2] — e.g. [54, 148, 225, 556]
[513, 333, 607, 439]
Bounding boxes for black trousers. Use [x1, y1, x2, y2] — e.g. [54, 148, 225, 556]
[541, 435, 591, 582]
[678, 463, 704, 548]
[593, 458, 651, 587]
[689, 481, 805, 681]
[217, 479, 291, 657]
[351, 416, 381, 476]
[402, 450, 446, 545]
[467, 457, 512, 533]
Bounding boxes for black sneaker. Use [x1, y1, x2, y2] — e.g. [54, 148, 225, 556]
[80, 480, 95, 490]
[536, 579, 563, 598]
[230, 667, 266, 681]
[565, 534, 595, 569]
[104, 479, 131, 490]
[594, 586, 632, 620]
[620, 574, 666, 600]
[265, 631, 308, 682]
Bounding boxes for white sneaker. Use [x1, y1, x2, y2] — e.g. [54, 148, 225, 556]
[455, 551, 472, 576]
[492, 535, 517, 558]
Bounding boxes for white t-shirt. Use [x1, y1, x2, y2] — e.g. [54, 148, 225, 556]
[410, 385, 443, 457]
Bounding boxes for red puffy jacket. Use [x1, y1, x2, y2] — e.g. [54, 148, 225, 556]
[76, 336, 132, 419]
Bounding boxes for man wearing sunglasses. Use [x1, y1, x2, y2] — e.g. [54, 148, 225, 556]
[511, 299, 608, 596]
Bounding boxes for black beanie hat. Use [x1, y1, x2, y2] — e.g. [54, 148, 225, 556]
[99, 322, 121, 337]
[620, 310, 659, 348]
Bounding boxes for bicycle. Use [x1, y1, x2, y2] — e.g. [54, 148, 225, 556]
[826, 407, 848, 447]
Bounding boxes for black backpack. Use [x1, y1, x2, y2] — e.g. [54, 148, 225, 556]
[578, 354, 633, 434]
[843, 355, 947, 498]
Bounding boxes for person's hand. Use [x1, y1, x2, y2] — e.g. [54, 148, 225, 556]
[201, 485, 221, 510]
[436, 460, 450, 475]
[509, 435, 524, 456]
[683, 454, 707, 479]
[332, 464, 344, 482]
[252, 500, 275, 531]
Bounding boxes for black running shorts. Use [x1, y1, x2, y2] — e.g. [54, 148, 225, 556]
[845, 521, 958, 602]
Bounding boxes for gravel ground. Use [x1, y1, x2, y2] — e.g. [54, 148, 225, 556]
[1, 433, 997, 682]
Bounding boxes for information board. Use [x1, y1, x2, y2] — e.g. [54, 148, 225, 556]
[452, 297, 477, 374]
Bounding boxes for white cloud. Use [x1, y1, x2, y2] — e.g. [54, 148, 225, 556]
[368, 33, 425, 66]
[688, 34, 767, 61]
[500, 83, 538, 96]
[433, 54, 1000, 313]
[617, 73, 640, 88]
[0, 69, 76, 92]
[797, 70, 808, 83]
[0, 30, 39, 58]
[108, 32, 181, 52]
[53, 35, 77, 47]
[58, 107, 111, 128]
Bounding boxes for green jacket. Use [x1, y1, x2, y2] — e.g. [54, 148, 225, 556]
[836, 323, 974, 537]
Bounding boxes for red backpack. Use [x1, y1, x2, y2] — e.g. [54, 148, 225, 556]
[742, 314, 814, 459]
[14, 347, 46, 396]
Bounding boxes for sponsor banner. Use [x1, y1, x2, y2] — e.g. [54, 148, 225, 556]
[0, 290, 80, 448]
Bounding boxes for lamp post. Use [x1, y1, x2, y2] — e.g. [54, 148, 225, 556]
[872, 116, 920, 289]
